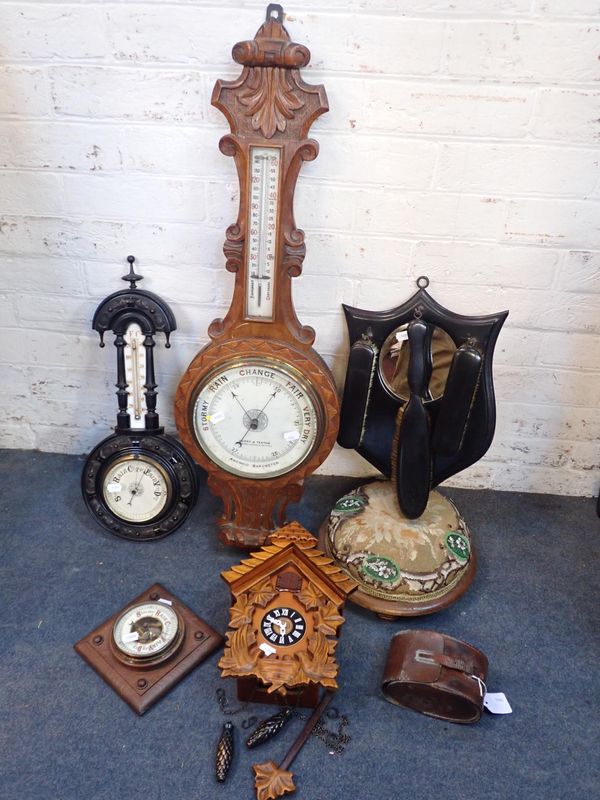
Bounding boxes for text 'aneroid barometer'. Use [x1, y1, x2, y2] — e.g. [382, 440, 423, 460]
[175, 5, 339, 547]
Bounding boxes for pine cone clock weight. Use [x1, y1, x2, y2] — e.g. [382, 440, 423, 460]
[215, 721, 234, 783]
[246, 708, 294, 749]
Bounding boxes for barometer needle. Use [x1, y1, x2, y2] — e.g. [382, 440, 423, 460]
[258, 391, 278, 415]
[231, 392, 250, 416]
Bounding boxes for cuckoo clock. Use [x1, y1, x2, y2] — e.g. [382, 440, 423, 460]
[218, 522, 356, 708]
[82, 257, 198, 541]
[175, 5, 339, 548]
[320, 278, 508, 617]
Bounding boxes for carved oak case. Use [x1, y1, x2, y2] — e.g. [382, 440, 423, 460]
[218, 522, 356, 708]
[175, 5, 339, 547]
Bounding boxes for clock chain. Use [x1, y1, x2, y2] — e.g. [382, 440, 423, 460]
[215, 688, 351, 755]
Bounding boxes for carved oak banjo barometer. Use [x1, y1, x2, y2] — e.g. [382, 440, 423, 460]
[82, 257, 198, 540]
[175, 5, 339, 547]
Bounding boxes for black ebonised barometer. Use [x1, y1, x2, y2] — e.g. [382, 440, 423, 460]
[82, 257, 198, 540]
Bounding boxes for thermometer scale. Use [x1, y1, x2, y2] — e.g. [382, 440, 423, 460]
[123, 323, 147, 428]
[247, 146, 281, 319]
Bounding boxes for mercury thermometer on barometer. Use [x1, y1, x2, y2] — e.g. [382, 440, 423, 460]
[246, 146, 281, 319]
[123, 323, 147, 429]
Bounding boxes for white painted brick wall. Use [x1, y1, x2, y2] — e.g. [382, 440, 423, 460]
[1, 1, 599, 498]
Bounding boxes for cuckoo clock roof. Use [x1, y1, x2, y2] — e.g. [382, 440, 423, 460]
[220, 521, 357, 602]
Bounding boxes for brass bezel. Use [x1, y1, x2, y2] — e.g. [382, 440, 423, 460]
[190, 356, 325, 480]
[111, 601, 186, 669]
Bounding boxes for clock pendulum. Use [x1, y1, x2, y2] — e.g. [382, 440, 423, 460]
[82, 256, 199, 541]
[175, 4, 339, 548]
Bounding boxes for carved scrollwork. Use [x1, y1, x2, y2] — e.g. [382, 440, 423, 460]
[282, 229, 306, 278]
[297, 140, 319, 163]
[240, 67, 304, 139]
[233, 39, 310, 69]
[219, 134, 241, 158]
[223, 223, 244, 274]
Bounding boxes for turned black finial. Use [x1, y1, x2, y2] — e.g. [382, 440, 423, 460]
[122, 255, 144, 289]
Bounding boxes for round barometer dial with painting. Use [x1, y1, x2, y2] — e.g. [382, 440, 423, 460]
[175, 6, 339, 547]
[112, 600, 185, 667]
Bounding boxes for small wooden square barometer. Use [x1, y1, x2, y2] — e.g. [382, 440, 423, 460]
[75, 583, 223, 714]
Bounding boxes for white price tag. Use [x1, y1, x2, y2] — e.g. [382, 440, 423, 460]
[484, 692, 512, 714]
[395, 330, 409, 342]
[122, 632, 139, 643]
[158, 598, 173, 606]
[106, 483, 121, 493]
[259, 643, 277, 657]
[283, 430, 300, 442]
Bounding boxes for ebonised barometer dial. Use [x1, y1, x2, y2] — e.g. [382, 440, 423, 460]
[175, 5, 339, 547]
[82, 257, 198, 540]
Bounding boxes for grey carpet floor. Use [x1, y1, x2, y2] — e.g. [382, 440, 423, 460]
[0, 449, 598, 800]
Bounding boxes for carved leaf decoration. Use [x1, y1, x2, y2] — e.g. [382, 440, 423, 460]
[240, 67, 304, 139]
[253, 761, 296, 800]
[297, 582, 321, 611]
[315, 601, 345, 636]
[251, 579, 278, 608]
[229, 592, 253, 628]
[255, 656, 296, 693]
[218, 627, 258, 676]
[296, 633, 338, 687]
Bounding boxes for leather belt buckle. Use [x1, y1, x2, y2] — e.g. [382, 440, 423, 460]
[382, 630, 489, 724]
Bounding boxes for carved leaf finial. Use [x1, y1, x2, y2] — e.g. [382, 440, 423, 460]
[240, 67, 304, 139]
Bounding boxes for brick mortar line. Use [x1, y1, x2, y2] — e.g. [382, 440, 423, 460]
[0, 219, 592, 250]
[1, 168, 594, 203]
[2, 59, 597, 89]
[0, 114, 596, 152]
[3, 320, 600, 344]
[1, 169, 598, 202]
[1, 2, 599, 22]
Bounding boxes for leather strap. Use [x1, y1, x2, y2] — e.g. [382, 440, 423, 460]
[382, 630, 488, 724]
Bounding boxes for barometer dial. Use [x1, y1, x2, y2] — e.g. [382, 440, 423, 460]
[101, 453, 171, 523]
[112, 600, 184, 666]
[191, 360, 321, 479]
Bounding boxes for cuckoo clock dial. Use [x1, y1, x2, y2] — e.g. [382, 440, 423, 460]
[260, 607, 307, 648]
[175, 5, 339, 548]
[82, 257, 198, 541]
